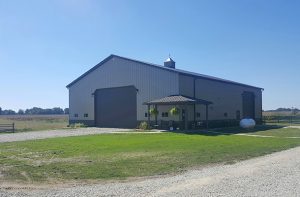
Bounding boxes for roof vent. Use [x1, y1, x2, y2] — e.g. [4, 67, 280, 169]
[164, 56, 175, 69]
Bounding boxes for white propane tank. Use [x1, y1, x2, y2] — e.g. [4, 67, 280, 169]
[240, 118, 256, 129]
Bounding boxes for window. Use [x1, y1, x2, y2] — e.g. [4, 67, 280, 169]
[224, 112, 228, 117]
[196, 113, 201, 118]
[162, 112, 169, 117]
[74, 113, 78, 117]
[84, 113, 88, 118]
[145, 112, 148, 117]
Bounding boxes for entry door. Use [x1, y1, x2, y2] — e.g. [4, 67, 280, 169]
[181, 109, 186, 121]
[94, 86, 137, 128]
[242, 91, 255, 119]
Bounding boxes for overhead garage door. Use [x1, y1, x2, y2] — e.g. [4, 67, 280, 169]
[242, 91, 255, 119]
[94, 86, 137, 128]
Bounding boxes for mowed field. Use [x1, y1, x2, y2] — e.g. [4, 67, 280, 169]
[0, 115, 68, 132]
[263, 111, 299, 116]
[0, 125, 300, 183]
[263, 111, 300, 125]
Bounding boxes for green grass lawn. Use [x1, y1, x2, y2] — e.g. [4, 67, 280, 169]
[203, 125, 300, 137]
[248, 127, 300, 137]
[1, 126, 300, 183]
[0, 115, 68, 132]
[266, 122, 300, 126]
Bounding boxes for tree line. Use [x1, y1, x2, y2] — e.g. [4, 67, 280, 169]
[0, 107, 69, 115]
[264, 108, 300, 112]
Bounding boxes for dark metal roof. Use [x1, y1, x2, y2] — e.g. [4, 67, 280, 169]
[66, 54, 263, 90]
[144, 95, 213, 105]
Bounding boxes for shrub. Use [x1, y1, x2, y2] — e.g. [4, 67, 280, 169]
[139, 121, 149, 130]
[68, 123, 87, 128]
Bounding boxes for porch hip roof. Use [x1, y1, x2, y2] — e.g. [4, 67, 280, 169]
[144, 95, 213, 105]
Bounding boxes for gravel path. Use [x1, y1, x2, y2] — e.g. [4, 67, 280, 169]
[0, 128, 133, 143]
[1, 126, 298, 143]
[1, 146, 300, 196]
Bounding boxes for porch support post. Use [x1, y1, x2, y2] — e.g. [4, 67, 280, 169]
[147, 104, 150, 126]
[155, 104, 158, 125]
[184, 104, 188, 130]
[206, 104, 209, 129]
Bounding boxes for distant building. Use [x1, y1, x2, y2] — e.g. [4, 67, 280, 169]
[67, 55, 263, 129]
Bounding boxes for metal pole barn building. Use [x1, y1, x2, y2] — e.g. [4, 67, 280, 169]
[67, 54, 263, 129]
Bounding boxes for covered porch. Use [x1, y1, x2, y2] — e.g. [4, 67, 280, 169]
[144, 95, 213, 130]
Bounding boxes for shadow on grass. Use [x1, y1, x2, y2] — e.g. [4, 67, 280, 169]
[163, 125, 285, 136]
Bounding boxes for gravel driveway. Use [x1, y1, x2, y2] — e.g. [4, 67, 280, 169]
[0, 128, 132, 143]
[1, 146, 300, 196]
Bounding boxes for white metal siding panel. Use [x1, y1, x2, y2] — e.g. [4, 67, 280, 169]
[69, 57, 179, 122]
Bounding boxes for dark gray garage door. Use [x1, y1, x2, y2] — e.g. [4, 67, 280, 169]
[242, 91, 255, 119]
[94, 86, 137, 128]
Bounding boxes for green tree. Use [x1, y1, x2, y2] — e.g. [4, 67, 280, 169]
[18, 109, 25, 115]
[64, 108, 69, 114]
[292, 107, 298, 116]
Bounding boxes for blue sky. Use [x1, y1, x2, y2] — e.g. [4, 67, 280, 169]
[0, 0, 299, 111]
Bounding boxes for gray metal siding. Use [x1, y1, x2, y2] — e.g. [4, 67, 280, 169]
[198, 78, 262, 120]
[179, 75, 194, 97]
[178, 75, 196, 121]
[178, 74, 262, 121]
[69, 56, 179, 123]
[67, 55, 262, 90]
